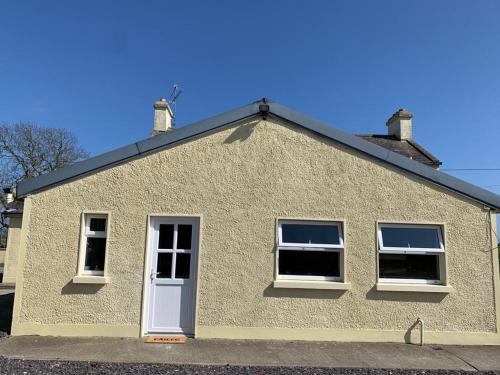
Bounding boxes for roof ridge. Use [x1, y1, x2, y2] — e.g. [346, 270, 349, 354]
[16, 99, 500, 209]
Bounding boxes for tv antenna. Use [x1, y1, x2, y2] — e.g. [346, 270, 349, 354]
[168, 84, 182, 121]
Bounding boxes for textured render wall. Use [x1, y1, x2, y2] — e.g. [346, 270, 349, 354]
[15, 118, 497, 336]
[3, 216, 22, 284]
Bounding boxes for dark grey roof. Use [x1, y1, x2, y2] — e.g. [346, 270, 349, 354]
[16, 98, 500, 210]
[357, 135, 441, 168]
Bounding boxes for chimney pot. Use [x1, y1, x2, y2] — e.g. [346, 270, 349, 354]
[386, 108, 413, 140]
[152, 99, 174, 136]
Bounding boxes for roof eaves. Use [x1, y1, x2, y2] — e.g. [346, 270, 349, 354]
[16, 142, 141, 198]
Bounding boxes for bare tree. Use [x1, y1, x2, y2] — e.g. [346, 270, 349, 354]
[0, 122, 89, 231]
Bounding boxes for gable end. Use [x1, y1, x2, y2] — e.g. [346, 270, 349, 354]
[16, 99, 500, 210]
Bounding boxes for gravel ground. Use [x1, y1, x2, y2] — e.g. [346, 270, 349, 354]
[0, 358, 499, 375]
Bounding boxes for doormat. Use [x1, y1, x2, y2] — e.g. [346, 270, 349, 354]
[145, 336, 187, 344]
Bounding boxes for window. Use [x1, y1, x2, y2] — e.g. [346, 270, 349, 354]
[277, 220, 344, 281]
[80, 214, 108, 276]
[377, 224, 444, 284]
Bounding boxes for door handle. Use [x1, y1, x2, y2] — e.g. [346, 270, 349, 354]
[150, 272, 160, 281]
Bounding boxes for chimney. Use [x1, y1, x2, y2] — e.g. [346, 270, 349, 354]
[386, 109, 413, 140]
[152, 98, 174, 136]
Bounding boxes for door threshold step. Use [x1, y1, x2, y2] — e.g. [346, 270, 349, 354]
[145, 335, 188, 344]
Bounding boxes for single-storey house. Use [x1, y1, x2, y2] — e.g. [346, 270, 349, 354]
[7, 99, 500, 344]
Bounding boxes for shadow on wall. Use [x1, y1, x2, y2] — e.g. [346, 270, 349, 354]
[263, 284, 447, 303]
[263, 284, 348, 300]
[365, 286, 448, 303]
[404, 319, 424, 345]
[61, 281, 104, 295]
[223, 122, 257, 144]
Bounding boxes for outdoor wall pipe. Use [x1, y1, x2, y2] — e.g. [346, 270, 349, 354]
[417, 317, 424, 346]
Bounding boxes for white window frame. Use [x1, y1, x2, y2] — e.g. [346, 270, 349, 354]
[78, 213, 109, 277]
[377, 223, 445, 285]
[277, 220, 344, 282]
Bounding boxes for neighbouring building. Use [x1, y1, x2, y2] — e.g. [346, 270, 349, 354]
[2, 190, 23, 285]
[7, 99, 500, 344]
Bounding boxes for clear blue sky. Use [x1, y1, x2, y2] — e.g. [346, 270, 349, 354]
[1, 1, 500, 202]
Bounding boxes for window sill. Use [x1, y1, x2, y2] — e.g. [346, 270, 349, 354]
[376, 283, 452, 293]
[72, 275, 109, 284]
[273, 280, 351, 290]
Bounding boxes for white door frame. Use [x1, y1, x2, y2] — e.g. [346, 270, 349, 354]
[140, 215, 201, 336]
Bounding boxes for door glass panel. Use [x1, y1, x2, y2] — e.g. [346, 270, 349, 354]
[175, 253, 191, 279]
[158, 224, 174, 249]
[177, 225, 192, 249]
[156, 252, 173, 278]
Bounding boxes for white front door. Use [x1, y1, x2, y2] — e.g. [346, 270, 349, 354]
[146, 217, 199, 335]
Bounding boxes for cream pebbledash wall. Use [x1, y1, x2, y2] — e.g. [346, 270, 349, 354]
[3, 214, 23, 284]
[11, 118, 500, 344]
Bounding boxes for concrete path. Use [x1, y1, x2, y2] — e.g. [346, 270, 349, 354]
[0, 336, 498, 371]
